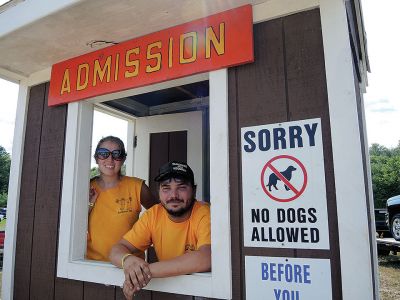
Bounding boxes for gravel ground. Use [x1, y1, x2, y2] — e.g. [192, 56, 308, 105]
[379, 253, 400, 300]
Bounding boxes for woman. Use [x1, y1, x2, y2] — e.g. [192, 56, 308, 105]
[87, 136, 157, 261]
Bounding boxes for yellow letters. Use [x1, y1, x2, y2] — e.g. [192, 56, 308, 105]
[76, 63, 89, 91]
[60, 69, 71, 95]
[206, 22, 225, 58]
[180, 32, 197, 64]
[93, 55, 111, 86]
[146, 42, 162, 73]
[125, 48, 140, 78]
[168, 38, 173, 68]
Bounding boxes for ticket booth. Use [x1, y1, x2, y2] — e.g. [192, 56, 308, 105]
[1, 0, 376, 299]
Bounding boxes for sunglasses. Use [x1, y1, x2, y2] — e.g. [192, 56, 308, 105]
[95, 148, 126, 161]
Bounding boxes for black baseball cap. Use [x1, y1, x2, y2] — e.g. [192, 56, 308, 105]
[154, 161, 194, 185]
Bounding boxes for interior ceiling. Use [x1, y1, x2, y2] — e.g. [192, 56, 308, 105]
[105, 80, 209, 117]
[0, 0, 266, 78]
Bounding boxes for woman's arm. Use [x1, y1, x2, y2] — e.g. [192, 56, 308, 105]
[140, 182, 158, 209]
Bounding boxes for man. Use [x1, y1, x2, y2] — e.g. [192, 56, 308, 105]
[109, 161, 211, 299]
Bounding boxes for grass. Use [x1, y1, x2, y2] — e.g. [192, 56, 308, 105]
[379, 253, 400, 300]
[0, 219, 6, 231]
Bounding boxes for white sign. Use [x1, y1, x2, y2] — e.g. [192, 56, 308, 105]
[241, 118, 329, 249]
[245, 256, 332, 300]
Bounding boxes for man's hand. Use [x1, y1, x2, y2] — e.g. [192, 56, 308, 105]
[110, 240, 153, 299]
[122, 279, 135, 299]
[122, 255, 152, 295]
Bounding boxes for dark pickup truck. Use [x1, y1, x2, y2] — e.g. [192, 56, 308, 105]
[375, 208, 390, 237]
[386, 195, 400, 241]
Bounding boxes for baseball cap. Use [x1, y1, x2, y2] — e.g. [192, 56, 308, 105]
[154, 161, 194, 185]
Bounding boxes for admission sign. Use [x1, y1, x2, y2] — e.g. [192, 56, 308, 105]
[48, 5, 253, 106]
[241, 118, 330, 249]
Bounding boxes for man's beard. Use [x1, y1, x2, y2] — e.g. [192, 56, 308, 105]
[163, 197, 196, 217]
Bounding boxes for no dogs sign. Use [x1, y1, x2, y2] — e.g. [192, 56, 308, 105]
[241, 118, 329, 249]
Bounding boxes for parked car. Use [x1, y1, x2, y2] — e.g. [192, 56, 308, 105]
[386, 195, 400, 241]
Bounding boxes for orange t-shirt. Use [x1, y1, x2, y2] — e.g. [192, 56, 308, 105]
[86, 176, 143, 261]
[123, 201, 211, 261]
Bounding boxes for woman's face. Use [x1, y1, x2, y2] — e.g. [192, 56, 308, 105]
[95, 140, 125, 177]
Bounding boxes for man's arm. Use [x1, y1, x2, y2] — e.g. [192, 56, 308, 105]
[109, 239, 152, 293]
[149, 244, 211, 278]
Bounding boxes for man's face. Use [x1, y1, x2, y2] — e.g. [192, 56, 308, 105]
[159, 178, 195, 218]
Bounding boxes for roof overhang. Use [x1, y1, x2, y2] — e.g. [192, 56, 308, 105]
[0, 0, 370, 84]
[0, 0, 265, 82]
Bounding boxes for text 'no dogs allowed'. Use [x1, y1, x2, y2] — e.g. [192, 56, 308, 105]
[241, 118, 330, 250]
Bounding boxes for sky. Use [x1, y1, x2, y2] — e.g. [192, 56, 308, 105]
[0, 0, 400, 155]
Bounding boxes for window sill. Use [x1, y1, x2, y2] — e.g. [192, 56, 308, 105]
[58, 259, 213, 297]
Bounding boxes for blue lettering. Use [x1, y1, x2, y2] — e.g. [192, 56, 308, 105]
[243, 131, 256, 152]
[261, 262, 268, 280]
[304, 123, 318, 146]
[262, 261, 312, 285]
[304, 264, 311, 283]
[270, 263, 277, 281]
[282, 290, 290, 300]
[289, 126, 303, 148]
[258, 129, 271, 151]
[294, 264, 302, 283]
[277, 263, 284, 281]
[273, 128, 286, 150]
[285, 264, 293, 282]
[274, 289, 281, 300]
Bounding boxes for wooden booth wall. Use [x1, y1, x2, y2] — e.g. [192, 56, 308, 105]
[13, 8, 355, 300]
[228, 8, 342, 300]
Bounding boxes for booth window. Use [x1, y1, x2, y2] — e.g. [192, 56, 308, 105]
[57, 70, 231, 299]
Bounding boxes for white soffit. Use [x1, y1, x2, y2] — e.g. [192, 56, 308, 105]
[0, 0, 266, 78]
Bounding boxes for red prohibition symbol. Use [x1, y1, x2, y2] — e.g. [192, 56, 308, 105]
[260, 155, 307, 202]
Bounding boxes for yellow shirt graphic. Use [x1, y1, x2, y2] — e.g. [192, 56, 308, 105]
[123, 201, 211, 261]
[86, 176, 143, 261]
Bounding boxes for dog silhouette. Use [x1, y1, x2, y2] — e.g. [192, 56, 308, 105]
[266, 165, 297, 191]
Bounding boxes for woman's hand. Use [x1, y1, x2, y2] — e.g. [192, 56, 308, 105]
[89, 187, 99, 207]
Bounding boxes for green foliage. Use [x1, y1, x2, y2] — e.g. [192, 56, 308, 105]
[90, 167, 100, 178]
[0, 192, 7, 208]
[370, 142, 400, 208]
[0, 145, 11, 195]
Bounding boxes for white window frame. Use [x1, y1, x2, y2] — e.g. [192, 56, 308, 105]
[57, 70, 232, 299]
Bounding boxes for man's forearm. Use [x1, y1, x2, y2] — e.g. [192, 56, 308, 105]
[149, 245, 211, 278]
[109, 243, 132, 268]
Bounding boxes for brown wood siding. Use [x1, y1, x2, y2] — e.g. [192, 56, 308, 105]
[228, 9, 343, 300]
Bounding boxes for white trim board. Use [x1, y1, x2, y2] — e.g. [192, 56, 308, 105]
[253, 0, 319, 23]
[1, 84, 30, 300]
[320, 0, 375, 299]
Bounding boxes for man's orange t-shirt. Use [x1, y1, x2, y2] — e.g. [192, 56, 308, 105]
[86, 176, 143, 261]
[123, 201, 211, 261]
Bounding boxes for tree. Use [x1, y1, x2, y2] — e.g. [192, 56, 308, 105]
[370, 142, 400, 208]
[0, 145, 11, 195]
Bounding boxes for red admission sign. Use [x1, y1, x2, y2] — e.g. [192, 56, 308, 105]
[48, 5, 254, 106]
